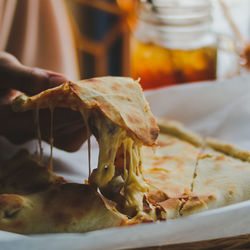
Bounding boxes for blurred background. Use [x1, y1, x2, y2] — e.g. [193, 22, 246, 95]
[67, 0, 250, 79]
[1, 0, 249, 89]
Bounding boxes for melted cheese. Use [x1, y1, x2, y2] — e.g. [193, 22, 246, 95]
[122, 138, 149, 214]
[35, 106, 43, 163]
[49, 105, 54, 171]
[34, 104, 54, 171]
[80, 109, 149, 214]
[80, 109, 92, 177]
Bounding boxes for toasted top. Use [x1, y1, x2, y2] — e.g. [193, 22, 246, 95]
[142, 133, 200, 219]
[145, 118, 250, 218]
[181, 153, 250, 216]
[142, 133, 200, 198]
[12, 77, 159, 146]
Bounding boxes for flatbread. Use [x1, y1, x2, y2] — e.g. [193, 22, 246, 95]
[0, 150, 127, 234]
[12, 77, 159, 216]
[141, 119, 204, 219]
[142, 133, 200, 219]
[143, 119, 250, 219]
[181, 139, 250, 216]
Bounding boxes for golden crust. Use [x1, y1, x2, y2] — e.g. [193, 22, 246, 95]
[142, 132, 201, 219]
[157, 118, 204, 147]
[206, 137, 250, 162]
[180, 195, 216, 216]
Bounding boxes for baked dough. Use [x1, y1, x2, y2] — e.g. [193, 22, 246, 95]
[0, 150, 126, 234]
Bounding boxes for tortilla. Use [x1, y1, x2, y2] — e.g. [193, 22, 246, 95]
[0, 150, 127, 234]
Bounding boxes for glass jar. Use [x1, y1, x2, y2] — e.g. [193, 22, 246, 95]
[131, 0, 219, 89]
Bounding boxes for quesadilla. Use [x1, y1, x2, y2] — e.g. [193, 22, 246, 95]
[2, 75, 249, 234]
[1, 115, 250, 233]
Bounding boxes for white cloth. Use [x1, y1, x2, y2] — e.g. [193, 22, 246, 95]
[0, 0, 80, 80]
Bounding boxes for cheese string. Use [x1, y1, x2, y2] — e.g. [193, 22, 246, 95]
[123, 141, 128, 180]
[87, 135, 91, 177]
[35, 105, 43, 163]
[79, 109, 91, 177]
[49, 105, 54, 172]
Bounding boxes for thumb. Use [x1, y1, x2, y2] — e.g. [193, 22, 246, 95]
[0, 52, 68, 95]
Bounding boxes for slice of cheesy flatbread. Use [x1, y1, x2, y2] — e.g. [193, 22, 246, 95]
[141, 119, 203, 219]
[12, 77, 159, 216]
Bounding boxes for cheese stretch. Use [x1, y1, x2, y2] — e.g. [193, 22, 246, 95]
[80, 109, 149, 215]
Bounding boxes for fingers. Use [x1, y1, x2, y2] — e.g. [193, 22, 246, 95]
[0, 105, 87, 152]
[19, 67, 68, 95]
[39, 108, 87, 152]
[0, 52, 86, 152]
[53, 126, 88, 152]
[0, 105, 35, 143]
[0, 52, 68, 95]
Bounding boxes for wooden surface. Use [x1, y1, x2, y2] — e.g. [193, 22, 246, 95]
[130, 234, 250, 249]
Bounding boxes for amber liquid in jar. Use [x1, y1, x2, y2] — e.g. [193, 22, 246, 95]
[131, 0, 218, 90]
[131, 38, 217, 90]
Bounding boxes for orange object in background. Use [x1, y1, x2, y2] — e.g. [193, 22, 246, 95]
[131, 39, 217, 90]
[116, 0, 138, 30]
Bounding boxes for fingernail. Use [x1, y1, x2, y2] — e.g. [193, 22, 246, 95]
[49, 75, 68, 88]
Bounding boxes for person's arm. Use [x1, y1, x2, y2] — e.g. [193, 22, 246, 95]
[0, 52, 87, 152]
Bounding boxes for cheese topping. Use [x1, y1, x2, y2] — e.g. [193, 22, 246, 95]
[80, 109, 149, 214]
[35, 105, 43, 163]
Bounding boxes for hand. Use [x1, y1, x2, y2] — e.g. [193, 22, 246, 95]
[0, 52, 87, 152]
